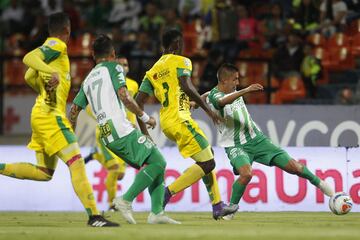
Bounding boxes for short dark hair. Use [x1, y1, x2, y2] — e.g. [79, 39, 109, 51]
[93, 34, 113, 59]
[162, 29, 182, 49]
[217, 63, 239, 81]
[48, 12, 70, 35]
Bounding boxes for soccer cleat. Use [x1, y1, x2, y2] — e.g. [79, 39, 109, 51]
[113, 197, 137, 224]
[84, 147, 97, 164]
[212, 202, 239, 220]
[319, 180, 335, 197]
[147, 211, 181, 224]
[163, 187, 172, 208]
[87, 215, 120, 227]
[222, 213, 235, 221]
[108, 205, 118, 212]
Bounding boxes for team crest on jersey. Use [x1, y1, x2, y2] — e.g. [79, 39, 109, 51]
[184, 58, 191, 67]
[153, 73, 158, 80]
[115, 64, 123, 73]
[48, 40, 57, 46]
[138, 136, 146, 144]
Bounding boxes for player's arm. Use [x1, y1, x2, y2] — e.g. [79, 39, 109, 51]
[24, 68, 40, 93]
[69, 86, 87, 131]
[135, 91, 152, 138]
[23, 48, 59, 91]
[217, 83, 263, 107]
[118, 86, 156, 129]
[179, 75, 222, 124]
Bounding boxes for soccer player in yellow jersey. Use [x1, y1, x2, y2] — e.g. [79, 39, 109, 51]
[84, 56, 139, 210]
[136, 29, 238, 219]
[0, 13, 118, 227]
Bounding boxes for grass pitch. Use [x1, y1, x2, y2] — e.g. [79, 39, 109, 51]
[0, 212, 359, 240]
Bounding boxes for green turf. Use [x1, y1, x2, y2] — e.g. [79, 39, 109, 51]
[0, 212, 359, 240]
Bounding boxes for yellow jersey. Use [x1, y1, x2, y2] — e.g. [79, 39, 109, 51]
[125, 77, 139, 125]
[139, 54, 193, 130]
[33, 37, 71, 116]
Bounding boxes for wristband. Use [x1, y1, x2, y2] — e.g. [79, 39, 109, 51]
[139, 112, 150, 123]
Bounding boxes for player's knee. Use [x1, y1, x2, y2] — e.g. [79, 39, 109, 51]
[239, 172, 252, 185]
[117, 172, 125, 180]
[38, 167, 54, 181]
[197, 159, 215, 174]
[287, 160, 304, 175]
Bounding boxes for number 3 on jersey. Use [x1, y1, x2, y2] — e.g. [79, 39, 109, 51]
[162, 82, 169, 107]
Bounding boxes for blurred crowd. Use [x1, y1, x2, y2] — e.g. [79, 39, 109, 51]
[1, 0, 360, 104]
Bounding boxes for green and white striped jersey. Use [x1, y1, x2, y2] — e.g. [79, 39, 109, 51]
[207, 87, 262, 147]
[73, 61, 134, 144]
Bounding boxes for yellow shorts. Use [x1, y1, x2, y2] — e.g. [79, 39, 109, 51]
[95, 127, 126, 173]
[28, 110, 77, 156]
[163, 119, 210, 158]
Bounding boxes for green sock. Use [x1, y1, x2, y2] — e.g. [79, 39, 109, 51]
[300, 166, 320, 186]
[230, 180, 247, 205]
[0, 163, 5, 171]
[148, 174, 165, 214]
[123, 163, 162, 202]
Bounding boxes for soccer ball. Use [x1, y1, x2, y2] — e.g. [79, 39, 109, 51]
[329, 192, 353, 215]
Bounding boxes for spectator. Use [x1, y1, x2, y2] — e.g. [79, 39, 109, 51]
[206, 0, 238, 61]
[301, 43, 321, 98]
[163, 8, 182, 32]
[320, 0, 348, 36]
[1, 0, 25, 35]
[272, 30, 304, 80]
[237, 5, 258, 52]
[139, 2, 165, 52]
[262, 3, 287, 48]
[335, 87, 355, 105]
[108, 0, 141, 32]
[86, 0, 113, 31]
[178, 0, 201, 17]
[293, 0, 320, 34]
[41, 0, 63, 16]
[198, 48, 223, 94]
[63, 0, 81, 36]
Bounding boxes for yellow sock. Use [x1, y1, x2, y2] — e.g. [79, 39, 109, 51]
[168, 164, 205, 194]
[0, 163, 51, 181]
[68, 159, 100, 216]
[57, 143, 100, 216]
[93, 152, 105, 162]
[105, 170, 118, 206]
[202, 171, 221, 205]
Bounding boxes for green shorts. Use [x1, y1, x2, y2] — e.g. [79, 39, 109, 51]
[106, 129, 156, 169]
[225, 135, 291, 170]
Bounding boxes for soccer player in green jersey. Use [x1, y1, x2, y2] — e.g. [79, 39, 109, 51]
[206, 63, 335, 220]
[69, 35, 180, 225]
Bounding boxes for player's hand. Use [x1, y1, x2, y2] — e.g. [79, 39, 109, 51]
[189, 101, 198, 111]
[246, 84, 263, 93]
[207, 110, 224, 125]
[45, 72, 60, 92]
[146, 116, 156, 129]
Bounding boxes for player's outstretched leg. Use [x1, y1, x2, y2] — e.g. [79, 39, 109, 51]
[113, 149, 170, 224]
[147, 150, 181, 224]
[272, 155, 335, 197]
[57, 143, 119, 227]
[0, 151, 57, 181]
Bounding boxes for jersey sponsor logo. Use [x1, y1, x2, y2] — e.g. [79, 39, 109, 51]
[158, 69, 170, 78]
[138, 136, 146, 144]
[96, 112, 107, 122]
[179, 90, 189, 111]
[182, 69, 191, 75]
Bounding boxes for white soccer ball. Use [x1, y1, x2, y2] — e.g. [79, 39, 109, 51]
[329, 192, 353, 215]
